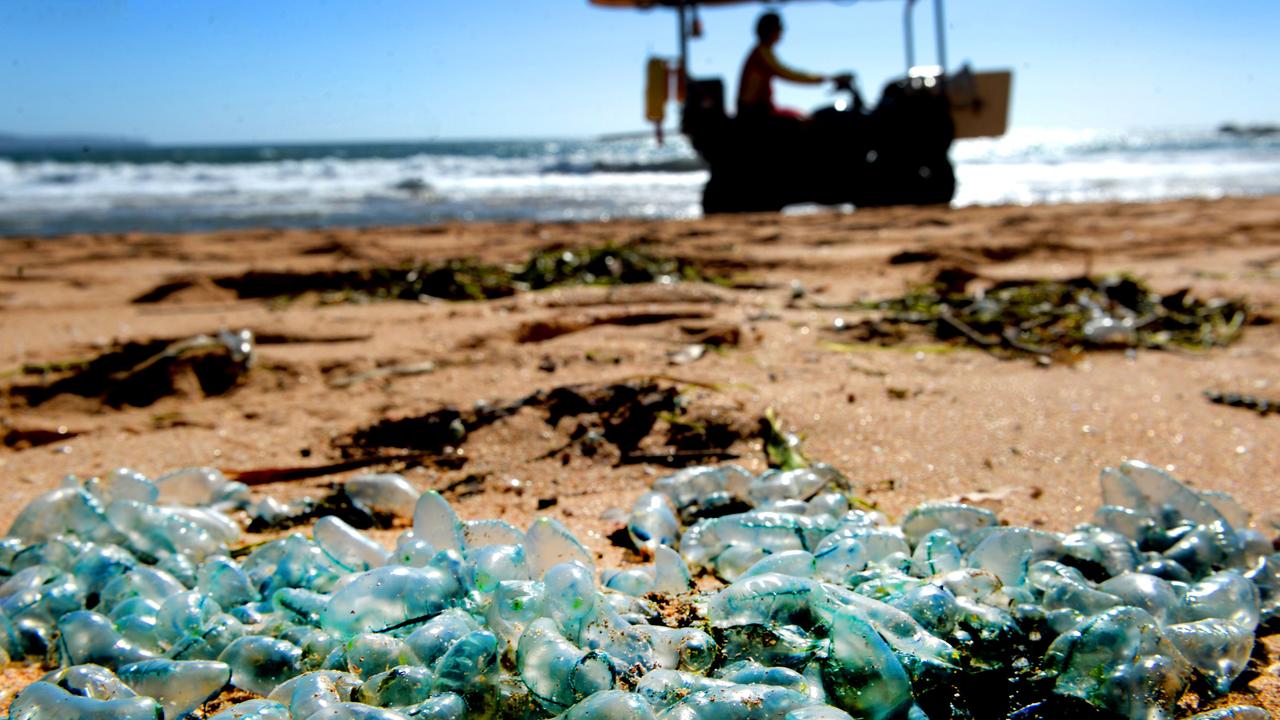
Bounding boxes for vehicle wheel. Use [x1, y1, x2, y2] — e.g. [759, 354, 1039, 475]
[920, 157, 956, 205]
[701, 175, 731, 215]
[703, 173, 787, 215]
[892, 156, 955, 206]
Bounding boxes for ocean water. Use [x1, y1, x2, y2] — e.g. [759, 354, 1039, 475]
[1, 127, 1278, 236]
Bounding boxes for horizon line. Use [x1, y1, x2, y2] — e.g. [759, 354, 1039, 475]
[1, 120, 1270, 150]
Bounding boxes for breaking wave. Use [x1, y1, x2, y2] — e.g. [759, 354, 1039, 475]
[1, 127, 1277, 235]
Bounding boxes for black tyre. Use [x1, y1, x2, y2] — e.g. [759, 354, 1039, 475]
[701, 174, 732, 215]
[702, 172, 788, 215]
[917, 156, 956, 205]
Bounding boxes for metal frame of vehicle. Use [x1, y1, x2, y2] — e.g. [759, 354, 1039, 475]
[589, 0, 952, 86]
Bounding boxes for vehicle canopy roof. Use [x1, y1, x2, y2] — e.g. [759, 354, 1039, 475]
[590, 0, 947, 77]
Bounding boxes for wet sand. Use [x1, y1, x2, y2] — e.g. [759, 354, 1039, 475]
[2, 196, 1279, 713]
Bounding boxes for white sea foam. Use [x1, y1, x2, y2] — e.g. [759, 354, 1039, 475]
[951, 127, 1280, 205]
[1, 127, 1277, 235]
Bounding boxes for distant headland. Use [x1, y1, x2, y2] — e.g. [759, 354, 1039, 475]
[1218, 123, 1279, 138]
[0, 132, 150, 153]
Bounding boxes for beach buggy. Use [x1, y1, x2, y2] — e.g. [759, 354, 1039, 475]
[589, 0, 1012, 213]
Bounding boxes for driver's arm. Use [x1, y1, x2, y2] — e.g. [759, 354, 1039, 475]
[760, 47, 826, 84]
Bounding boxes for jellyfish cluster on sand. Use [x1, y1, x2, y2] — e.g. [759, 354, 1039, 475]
[0, 459, 1275, 720]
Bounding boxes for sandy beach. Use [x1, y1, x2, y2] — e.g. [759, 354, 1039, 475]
[3, 195, 1280, 714]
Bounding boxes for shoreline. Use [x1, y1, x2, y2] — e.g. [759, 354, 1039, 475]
[2, 195, 1279, 713]
[5, 125, 1280, 238]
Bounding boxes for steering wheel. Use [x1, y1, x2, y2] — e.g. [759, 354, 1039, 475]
[829, 72, 862, 112]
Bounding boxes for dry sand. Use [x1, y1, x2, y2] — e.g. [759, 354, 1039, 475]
[2, 196, 1279, 714]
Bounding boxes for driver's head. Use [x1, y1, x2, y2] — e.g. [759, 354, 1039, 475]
[756, 12, 783, 45]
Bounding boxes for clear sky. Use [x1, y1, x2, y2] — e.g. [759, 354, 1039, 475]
[2, 0, 1277, 144]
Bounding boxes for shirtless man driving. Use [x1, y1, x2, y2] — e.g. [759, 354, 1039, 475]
[737, 12, 851, 120]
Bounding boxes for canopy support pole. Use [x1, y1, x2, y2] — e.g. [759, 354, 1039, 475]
[934, 0, 947, 72]
[903, 0, 916, 72]
[677, 2, 689, 82]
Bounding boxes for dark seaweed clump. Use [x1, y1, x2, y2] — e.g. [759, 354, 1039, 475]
[243, 485, 398, 534]
[5, 337, 250, 409]
[135, 245, 718, 304]
[1204, 390, 1278, 416]
[840, 274, 1250, 359]
[334, 381, 746, 469]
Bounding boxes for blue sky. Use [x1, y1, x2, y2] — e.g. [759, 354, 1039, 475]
[2, 0, 1277, 144]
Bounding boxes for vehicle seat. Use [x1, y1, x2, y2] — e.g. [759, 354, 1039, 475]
[681, 78, 726, 136]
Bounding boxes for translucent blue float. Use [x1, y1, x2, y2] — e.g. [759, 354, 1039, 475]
[1, 460, 1275, 719]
